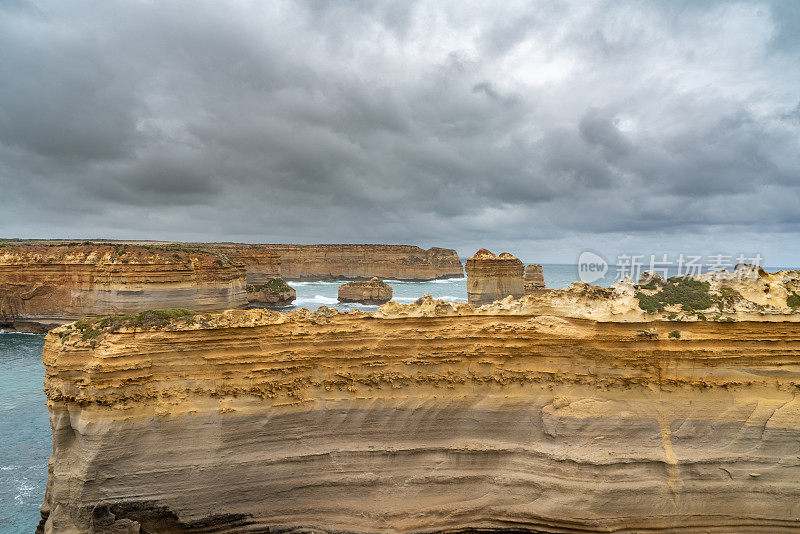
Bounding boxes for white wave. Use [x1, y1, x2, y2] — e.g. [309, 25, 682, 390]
[14, 478, 35, 504]
[0, 331, 44, 336]
[440, 295, 467, 302]
[293, 295, 339, 305]
[430, 278, 466, 284]
[392, 297, 418, 303]
[288, 281, 347, 287]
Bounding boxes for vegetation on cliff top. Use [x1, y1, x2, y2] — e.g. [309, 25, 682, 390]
[636, 277, 715, 314]
[247, 279, 293, 293]
[344, 278, 391, 288]
[63, 309, 198, 341]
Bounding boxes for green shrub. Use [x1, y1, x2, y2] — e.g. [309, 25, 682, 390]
[715, 286, 741, 310]
[668, 330, 681, 339]
[787, 292, 800, 310]
[247, 279, 292, 293]
[636, 292, 664, 313]
[636, 329, 658, 339]
[73, 319, 101, 340]
[636, 277, 714, 313]
[65, 309, 198, 340]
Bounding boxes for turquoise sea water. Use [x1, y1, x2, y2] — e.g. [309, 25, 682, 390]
[0, 263, 789, 533]
[0, 334, 48, 534]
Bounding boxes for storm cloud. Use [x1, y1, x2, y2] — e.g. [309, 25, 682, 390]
[1, 0, 799, 264]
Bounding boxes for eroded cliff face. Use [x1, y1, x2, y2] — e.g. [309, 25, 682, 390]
[200, 244, 282, 285]
[40, 297, 800, 533]
[264, 244, 463, 281]
[465, 249, 525, 305]
[0, 244, 247, 329]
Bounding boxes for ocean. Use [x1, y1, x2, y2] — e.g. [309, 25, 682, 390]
[0, 263, 787, 533]
[0, 334, 48, 534]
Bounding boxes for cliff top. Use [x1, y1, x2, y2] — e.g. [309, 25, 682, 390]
[50, 267, 800, 347]
[340, 277, 391, 288]
[1, 239, 458, 254]
[467, 249, 523, 263]
[0, 243, 241, 267]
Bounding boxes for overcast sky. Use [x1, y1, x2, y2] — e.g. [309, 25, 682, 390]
[1, 1, 799, 265]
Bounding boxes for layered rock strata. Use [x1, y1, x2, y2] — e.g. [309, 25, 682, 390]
[337, 277, 393, 304]
[246, 279, 296, 307]
[0, 244, 247, 331]
[1, 240, 463, 283]
[206, 245, 282, 285]
[40, 292, 800, 533]
[465, 249, 525, 305]
[523, 263, 548, 296]
[264, 244, 463, 281]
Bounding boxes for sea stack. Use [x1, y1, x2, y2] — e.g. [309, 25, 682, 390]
[465, 249, 524, 305]
[246, 279, 296, 307]
[523, 263, 547, 295]
[338, 277, 392, 304]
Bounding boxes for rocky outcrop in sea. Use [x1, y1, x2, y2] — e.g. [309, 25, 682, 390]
[337, 277, 393, 304]
[465, 248, 525, 305]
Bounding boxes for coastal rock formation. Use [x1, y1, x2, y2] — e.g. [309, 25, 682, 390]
[1, 240, 463, 284]
[523, 263, 544, 286]
[638, 270, 665, 285]
[337, 277, 392, 304]
[246, 279, 296, 307]
[0, 244, 247, 331]
[523, 263, 547, 295]
[40, 295, 800, 533]
[465, 249, 524, 305]
[265, 244, 463, 281]
[631, 268, 800, 319]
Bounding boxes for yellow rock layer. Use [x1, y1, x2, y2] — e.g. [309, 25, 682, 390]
[39, 297, 800, 533]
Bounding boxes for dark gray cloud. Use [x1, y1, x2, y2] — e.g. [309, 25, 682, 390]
[1, 0, 799, 265]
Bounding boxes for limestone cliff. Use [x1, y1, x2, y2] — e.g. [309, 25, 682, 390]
[465, 249, 525, 305]
[40, 293, 800, 533]
[1, 240, 462, 284]
[338, 277, 393, 304]
[204, 245, 282, 285]
[264, 244, 463, 281]
[0, 244, 247, 331]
